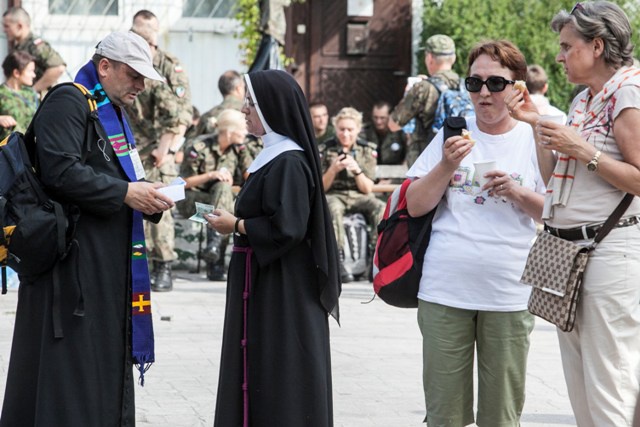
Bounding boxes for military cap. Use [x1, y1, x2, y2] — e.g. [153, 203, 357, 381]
[424, 34, 456, 56]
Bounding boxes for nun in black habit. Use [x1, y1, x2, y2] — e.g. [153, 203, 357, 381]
[206, 69, 341, 427]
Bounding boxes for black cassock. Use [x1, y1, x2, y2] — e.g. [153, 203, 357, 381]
[1, 86, 137, 426]
[214, 151, 333, 427]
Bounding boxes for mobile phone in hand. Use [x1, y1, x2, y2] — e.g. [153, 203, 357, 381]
[443, 116, 467, 141]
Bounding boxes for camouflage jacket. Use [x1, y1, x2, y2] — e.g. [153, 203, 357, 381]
[315, 124, 336, 144]
[13, 32, 66, 83]
[180, 134, 247, 192]
[125, 48, 192, 154]
[191, 97, 244, 138]
[360, 124, 406, 165]
[390, 69, 459, 146]
[319, 137, 378, 192]
[0, 84, 39, 140]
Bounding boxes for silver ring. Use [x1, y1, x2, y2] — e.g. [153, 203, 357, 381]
[500, 184, 504, 191]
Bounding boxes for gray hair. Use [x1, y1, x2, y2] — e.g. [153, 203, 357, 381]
[550, 1, 633, 68]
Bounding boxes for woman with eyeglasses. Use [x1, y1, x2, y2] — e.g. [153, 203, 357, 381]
[506, 2, 640, 425]
[405, 39, 545, 426]
[205, 69, 340, 427]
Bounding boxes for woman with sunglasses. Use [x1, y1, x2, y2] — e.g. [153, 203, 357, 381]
[507, 2, 640, 425]
[405, 39, 545, 426]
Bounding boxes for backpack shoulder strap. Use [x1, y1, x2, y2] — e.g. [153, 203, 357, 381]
[427, 75, 449, 94]
[26, 82, 99, 169]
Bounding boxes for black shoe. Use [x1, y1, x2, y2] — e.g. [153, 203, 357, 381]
[152, 262, 173, 292]
[200, 230, 223, 263]
[206, 263, 227, 281]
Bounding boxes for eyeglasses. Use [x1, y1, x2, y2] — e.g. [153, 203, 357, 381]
[243, 97, 255, 108]
[464, 76, 516, 93]
[570, 2, 583, 15]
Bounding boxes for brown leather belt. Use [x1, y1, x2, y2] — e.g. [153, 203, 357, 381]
[545, 216, 640, 241]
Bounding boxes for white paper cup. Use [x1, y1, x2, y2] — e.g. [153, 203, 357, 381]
[474, 160, 497, 187]
[539, 114, 565, 125]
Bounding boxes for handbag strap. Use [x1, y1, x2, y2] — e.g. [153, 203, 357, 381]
[594, 193, 634, 244]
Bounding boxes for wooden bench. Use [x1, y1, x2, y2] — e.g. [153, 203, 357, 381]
[232, 164, 408, 195]
[372, 164, 407, 194]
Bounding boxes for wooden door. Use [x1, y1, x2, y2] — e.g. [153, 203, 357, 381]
[285, 0, 412, 122]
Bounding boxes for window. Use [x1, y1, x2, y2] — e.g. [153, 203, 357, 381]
[183, 0, 238, 18]
[48, 0, 118, 16]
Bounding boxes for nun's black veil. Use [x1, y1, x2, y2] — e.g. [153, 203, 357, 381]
[247, 70, 341, 321]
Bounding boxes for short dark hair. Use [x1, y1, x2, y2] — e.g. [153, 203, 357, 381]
[2, 50, 34, 79]
[467, 39, 527, 81]
[218, 70, 242, 96]
[526, 64, 548, 94]
[3, 7, 30, 25]
[372, 101, 392, 111]
[133, 9, 157, 21]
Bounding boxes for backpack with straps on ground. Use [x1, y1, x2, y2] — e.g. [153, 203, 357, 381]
[0, 82, 98, 293]
[342, 213, 369, 279]
[429, 75, 474, 135]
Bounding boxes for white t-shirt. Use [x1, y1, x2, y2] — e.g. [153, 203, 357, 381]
[407, 119, 544, 311]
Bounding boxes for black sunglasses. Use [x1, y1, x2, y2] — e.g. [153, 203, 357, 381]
[465, 76, 516, 93]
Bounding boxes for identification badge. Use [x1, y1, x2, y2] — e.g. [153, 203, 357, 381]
[129, 148, 146, 180]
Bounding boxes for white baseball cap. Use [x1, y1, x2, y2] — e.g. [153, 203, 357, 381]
[95, 31, 164, 81]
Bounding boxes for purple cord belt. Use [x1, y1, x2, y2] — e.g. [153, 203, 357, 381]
[233, 245, 253, 427]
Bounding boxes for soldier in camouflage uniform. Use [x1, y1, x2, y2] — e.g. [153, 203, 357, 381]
[0, 51, 39, 140]
[189, 70, 245, 137]
[389, 34, 459, 167]
[127, 18, 193, 292]
[178, 109, 248, 281]
[319, 107, 385, 283]
[184, 69, 260, 184]
[2, 7, 66, 94]
[360, 101, 407, 165]
[310, 102, 336, 144]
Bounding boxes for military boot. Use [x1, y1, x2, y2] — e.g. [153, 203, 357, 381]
[200, 229, 223, 263]
[149, 261, 158, 286]
[339, 249, 354, 283]
[152, 262, 173, 292]
[206, 239, 228, 281]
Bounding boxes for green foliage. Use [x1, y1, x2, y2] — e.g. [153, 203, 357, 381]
[235, 0, 262, 66]
[422, 0, 640, 111]
[235, 0, 304, 67]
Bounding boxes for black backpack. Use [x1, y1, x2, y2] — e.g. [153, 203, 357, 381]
[0, 82, 98, 294]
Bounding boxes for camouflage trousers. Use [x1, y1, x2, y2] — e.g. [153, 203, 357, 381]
[176, 181, 235, 219]
[144, 157, 178, 262]
[326, 191, 385, 252]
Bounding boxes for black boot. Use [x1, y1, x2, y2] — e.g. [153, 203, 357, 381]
[152, 262, 173, 292]
[200, 229, 223, 263]
[339, 249, 354, 283]
[149, 261, 158, 286]
[206, 262, 227, 281]
[207, 239, 228, 281]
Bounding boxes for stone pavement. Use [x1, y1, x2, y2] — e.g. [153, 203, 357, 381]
[0, 272, 577, 427]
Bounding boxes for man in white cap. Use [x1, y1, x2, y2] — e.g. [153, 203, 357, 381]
[0, 31, 173, 426]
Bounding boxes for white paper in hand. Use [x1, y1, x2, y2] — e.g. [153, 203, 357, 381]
[158, 177, 186, 202]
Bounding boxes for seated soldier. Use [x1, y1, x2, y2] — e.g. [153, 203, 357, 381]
[178, 109, 247, 281]
[319, 107, 385, 283]
[360, 101, 407, 165]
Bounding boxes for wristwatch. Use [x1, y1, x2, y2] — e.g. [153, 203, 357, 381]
[587, 150, 602, 172]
